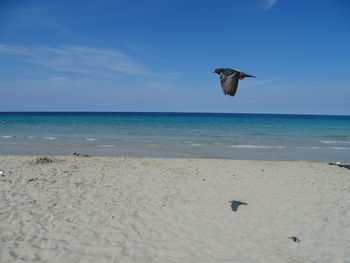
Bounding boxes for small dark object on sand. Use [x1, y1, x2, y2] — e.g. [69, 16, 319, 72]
[329, 162, 350, 170]
[72, 152, 90, 157]
[230, 200, 247, 212]
[35, 156, 54, 164]
[288, 236, 301, 243]
[27, 178, 38, 183]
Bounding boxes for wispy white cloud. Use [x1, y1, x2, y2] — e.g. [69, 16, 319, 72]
[264, 0, 277, 10]
[0, 44, 150, 76]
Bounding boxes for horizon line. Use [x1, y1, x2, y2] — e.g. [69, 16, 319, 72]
[0, 111, 349, 117]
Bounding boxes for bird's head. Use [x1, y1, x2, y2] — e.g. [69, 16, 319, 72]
[239, 72, 256, 80]
[213, 68, 223, 74]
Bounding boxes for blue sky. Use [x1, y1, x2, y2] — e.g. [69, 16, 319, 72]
[0, 0, 349, 114]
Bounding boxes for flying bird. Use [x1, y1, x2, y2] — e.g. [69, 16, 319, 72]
[214, 68, 255, 96]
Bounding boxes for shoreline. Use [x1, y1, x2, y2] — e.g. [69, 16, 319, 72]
[1, 155, 349, 262]
[0, 153, 344, 163]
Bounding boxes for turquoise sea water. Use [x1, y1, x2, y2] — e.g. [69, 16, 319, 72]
[0, 112, 349, 161]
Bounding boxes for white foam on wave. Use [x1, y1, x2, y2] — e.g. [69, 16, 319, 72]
[229, 145, 350, 150]
[85, 138, 97, 141]
[311, 146, 350, 151]
[229, 145, 287, 149]
[43, 137, 56, 140]
[320, 140, 350, 144]
[27, 136, 35, 139]
[331, 147, 350, 150]
[1, 135, 14, 138]
[98, 144, 116, 148]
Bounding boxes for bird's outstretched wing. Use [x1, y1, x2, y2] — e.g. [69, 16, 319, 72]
[220, 72, 239, 96]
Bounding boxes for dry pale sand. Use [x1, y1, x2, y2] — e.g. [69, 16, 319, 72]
[0, 155, 349, 263]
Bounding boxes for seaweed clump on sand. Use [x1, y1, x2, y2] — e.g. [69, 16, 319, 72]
[35, 156, 54, 164]
[71, 152, 90, 157]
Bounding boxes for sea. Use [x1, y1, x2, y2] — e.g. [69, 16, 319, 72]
[0, 112, 349, 161]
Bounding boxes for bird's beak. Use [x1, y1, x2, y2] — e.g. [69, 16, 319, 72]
[240, 72, 256, 78]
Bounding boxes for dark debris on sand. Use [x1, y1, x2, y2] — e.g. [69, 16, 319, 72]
[288, 236, 301, 243]
[71, 152, 90, 157]
[35, 156, 54, 164]
[329, 162, 350, 170]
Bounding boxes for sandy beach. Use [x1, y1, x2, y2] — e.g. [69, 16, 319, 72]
[0, 155, 349, 262]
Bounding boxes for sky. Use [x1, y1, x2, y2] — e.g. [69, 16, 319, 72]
[0, 0, 349, 114]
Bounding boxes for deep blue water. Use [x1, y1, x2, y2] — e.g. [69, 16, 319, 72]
[0, 112, 349, 161]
